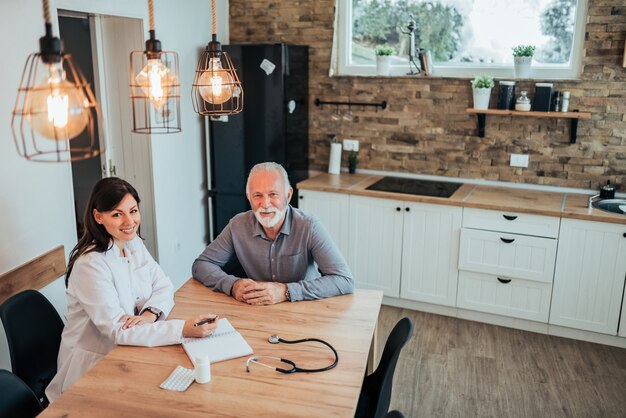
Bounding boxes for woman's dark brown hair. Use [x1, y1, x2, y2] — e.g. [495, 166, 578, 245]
[65, 177, 141, 286]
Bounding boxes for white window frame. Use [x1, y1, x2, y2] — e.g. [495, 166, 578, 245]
[336, 0, 588, 80]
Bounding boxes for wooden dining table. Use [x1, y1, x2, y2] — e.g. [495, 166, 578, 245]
[39, 278, 383, 417]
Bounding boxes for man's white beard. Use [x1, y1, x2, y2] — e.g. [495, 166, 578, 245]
[254, 205, 286, 228]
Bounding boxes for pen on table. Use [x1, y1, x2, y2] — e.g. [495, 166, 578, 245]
[193, 317, 218, 327]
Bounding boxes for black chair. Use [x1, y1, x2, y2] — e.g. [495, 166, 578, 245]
[0, 290, 64, 407]
[0, 369, 43, 418]
[355, 317, 414, 418]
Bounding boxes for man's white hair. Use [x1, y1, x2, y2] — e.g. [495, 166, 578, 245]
[246, 162, 290, 196]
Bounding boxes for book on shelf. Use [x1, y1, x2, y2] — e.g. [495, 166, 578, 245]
[182, 318, 253, 365]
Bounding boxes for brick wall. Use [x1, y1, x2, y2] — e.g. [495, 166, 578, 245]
[229, 0, 626, 190]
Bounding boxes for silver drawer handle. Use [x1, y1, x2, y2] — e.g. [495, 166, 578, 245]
[500, 237, 515, 244]
[497, 277, 512, 284]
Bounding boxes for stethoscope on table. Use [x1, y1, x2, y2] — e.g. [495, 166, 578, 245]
[246, 335, 338, 374]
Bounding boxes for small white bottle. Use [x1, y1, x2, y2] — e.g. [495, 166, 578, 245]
[515, 91, 531, 112]
[561, 91, 570, 112]
[194, 356, 211, 384]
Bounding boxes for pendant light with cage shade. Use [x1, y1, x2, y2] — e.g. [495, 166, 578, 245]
[130, 0, 181, 134]
[11, 0, 104, 162]
[192, 0, 243, 116]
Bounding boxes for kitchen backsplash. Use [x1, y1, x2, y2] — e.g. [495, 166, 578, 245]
[229, 0, 625, 190]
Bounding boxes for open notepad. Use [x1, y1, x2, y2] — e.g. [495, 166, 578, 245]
[182, 318, 253, 365]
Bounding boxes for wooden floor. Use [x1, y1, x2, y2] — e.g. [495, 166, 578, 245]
[376, 306, 626, 418]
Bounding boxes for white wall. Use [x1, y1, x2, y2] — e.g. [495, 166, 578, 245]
[149, 0, 225, 290]
[0, 0, 229, 371]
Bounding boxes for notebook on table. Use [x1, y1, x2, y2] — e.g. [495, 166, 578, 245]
[182, 318, 253, 365]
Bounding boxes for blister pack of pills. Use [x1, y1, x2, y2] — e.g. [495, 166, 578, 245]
[160, 365, 195, 392]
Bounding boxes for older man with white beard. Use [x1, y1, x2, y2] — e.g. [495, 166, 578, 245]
[192, 162, 354, 305]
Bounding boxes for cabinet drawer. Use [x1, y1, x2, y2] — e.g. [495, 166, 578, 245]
[459, 228, 557, 283]
[463, 207, 560, 238]
[457, 271, 552, 322]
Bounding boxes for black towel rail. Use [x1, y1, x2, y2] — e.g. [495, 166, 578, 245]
[314, 98, 387, 111]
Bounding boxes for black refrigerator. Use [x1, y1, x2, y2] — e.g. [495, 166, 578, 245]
[206, 43, 309, 241]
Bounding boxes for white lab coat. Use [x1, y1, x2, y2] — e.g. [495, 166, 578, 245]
[46, 236, 185, 402]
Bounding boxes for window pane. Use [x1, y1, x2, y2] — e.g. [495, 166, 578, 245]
[351, 0, 577, 67]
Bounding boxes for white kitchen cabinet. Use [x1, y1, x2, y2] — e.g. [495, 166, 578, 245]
[550, 218, 626, 335]
[297, 179, 626, 347]
[348, 195, 461, 303]
[400, 202, 462, 306]
[298, 190, 350, 260]
[348, 195, 404, 297]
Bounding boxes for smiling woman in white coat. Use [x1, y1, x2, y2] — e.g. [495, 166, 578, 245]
[45, 178, 218, 403]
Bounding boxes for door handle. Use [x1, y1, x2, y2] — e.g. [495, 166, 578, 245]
[108, 159, 116, 176]
[500, 237, 515, 243]
[502, 214, 518, 221]
[396, 207, 401, 211]
[497, 277, 512, 284]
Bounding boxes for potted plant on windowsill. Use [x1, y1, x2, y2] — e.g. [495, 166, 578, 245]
[512, 44, 535, 79]
[375, 45, 395, 76]
[470, 74, 494, 110]
[348, 150, 358, 174]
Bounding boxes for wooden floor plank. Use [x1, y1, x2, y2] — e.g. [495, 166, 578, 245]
[374, 306, 626, 418]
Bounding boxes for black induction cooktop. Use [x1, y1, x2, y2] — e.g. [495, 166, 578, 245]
[366, 177, 462, 198]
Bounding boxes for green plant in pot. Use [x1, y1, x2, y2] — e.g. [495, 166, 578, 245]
[348, 150, 358, 174]
[512, 44, 535, 79]
[375, 45, 395, 76]
[470, 74, 494, 110]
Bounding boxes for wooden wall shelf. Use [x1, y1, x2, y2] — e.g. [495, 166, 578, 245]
[466, 108, 592, 143]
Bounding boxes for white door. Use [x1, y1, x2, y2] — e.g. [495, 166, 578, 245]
[348, 196, 403, 297]
[298, 190, 350, 261]
[400, 202, 462, 306]
[550, 219, 626, 335]
[91, 14, 158, 258]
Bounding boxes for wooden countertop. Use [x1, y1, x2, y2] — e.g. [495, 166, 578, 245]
[297, 173, 626, 225]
